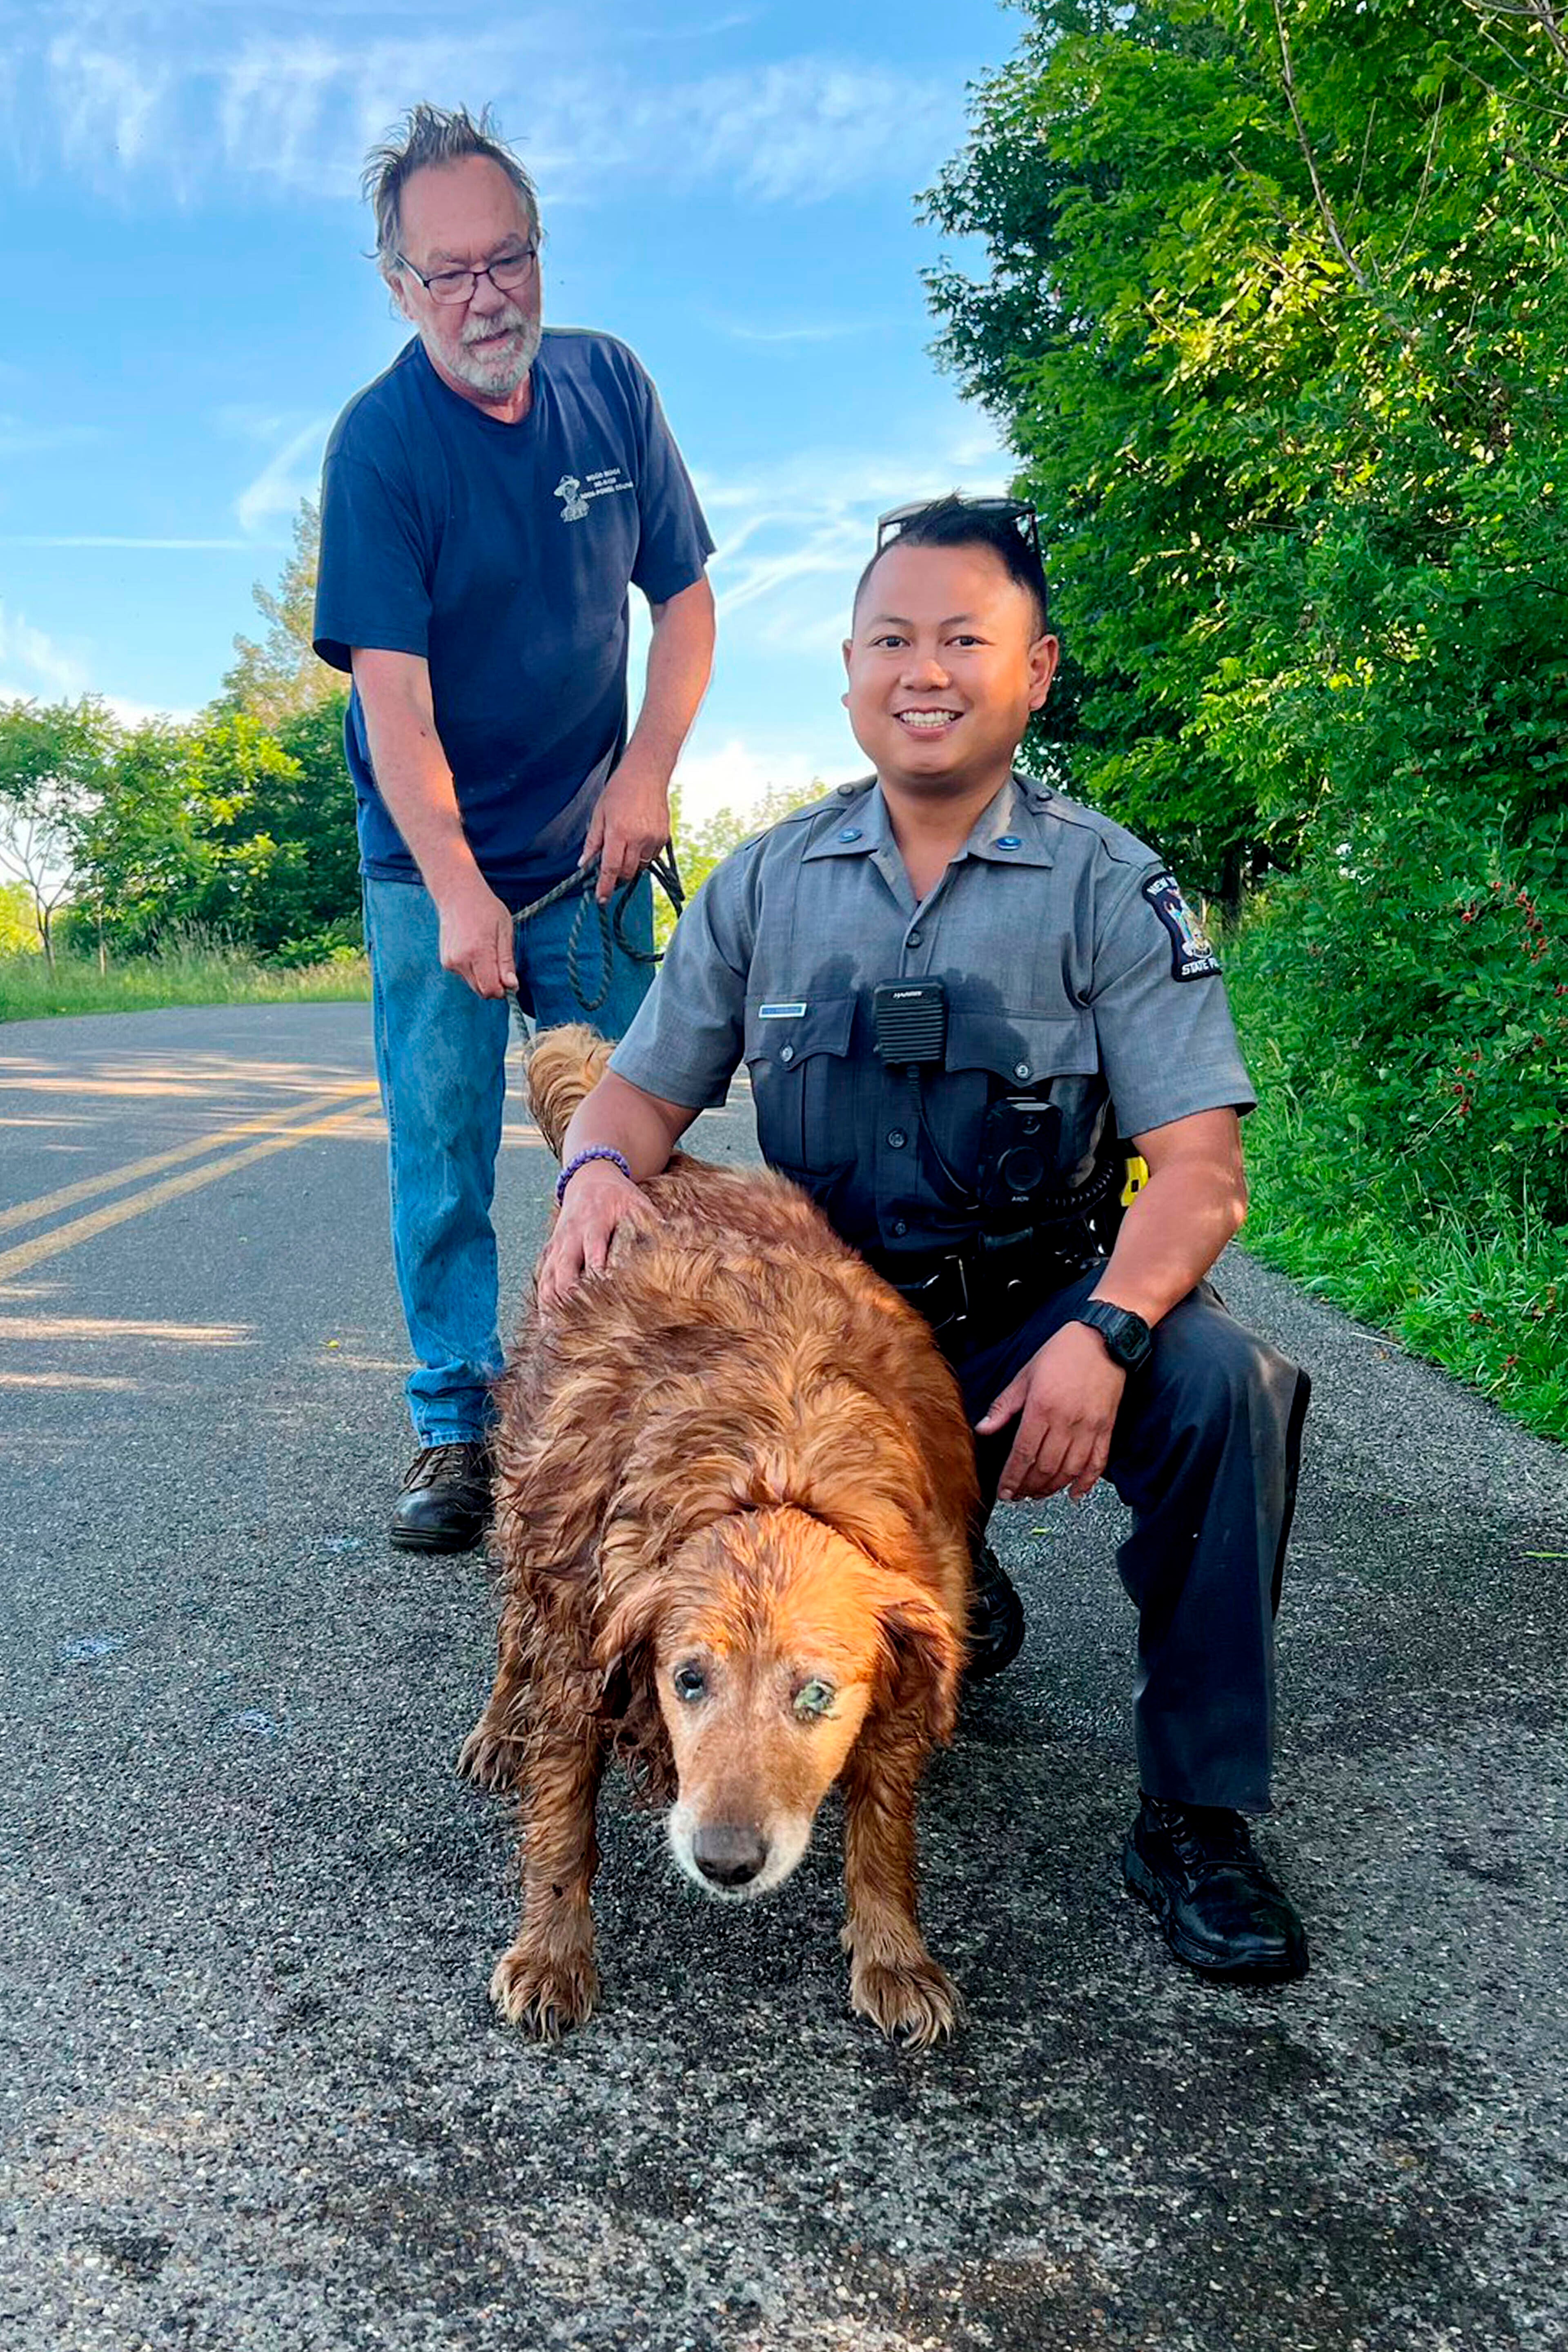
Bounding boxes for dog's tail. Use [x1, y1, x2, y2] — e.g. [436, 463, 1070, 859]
[525, 1023, 616, 1162]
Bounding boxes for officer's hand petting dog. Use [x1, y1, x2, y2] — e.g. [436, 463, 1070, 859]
[535, 1068, 692, 1314]
[537, 1158, 659, 1311]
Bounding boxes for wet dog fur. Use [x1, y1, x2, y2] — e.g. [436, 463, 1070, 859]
[460, 1025, 978, 2045]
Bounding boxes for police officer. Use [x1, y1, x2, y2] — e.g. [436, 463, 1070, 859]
[539, 496, 1311, 1983]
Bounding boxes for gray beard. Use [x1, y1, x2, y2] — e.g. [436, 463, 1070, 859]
[445, 309, 542, 397]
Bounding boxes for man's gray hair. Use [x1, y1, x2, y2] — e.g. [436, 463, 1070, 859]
[362, 104, 540, 273]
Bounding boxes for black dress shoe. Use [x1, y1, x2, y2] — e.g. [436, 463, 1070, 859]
[965, 1541, 1027, 1681]
[1123, 1794, 1309, 1981]
[389, 1441, 492, 1554]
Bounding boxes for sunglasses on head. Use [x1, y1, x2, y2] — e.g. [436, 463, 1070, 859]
[874, 496, 1043, 561]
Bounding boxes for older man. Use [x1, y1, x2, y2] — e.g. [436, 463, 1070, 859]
[314, 105, 715, 1552]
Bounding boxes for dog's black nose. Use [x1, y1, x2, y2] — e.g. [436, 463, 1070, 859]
[692, 1823, 768, 1887]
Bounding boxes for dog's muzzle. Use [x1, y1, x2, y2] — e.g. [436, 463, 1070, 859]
[690, 1821, 768, 1890]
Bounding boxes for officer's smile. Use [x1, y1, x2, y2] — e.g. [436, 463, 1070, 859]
[895, 707, 964, 733]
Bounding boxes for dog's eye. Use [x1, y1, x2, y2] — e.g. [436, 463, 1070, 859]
[793, 1679, 835, 1718]
[671, 1664, 707, 1703]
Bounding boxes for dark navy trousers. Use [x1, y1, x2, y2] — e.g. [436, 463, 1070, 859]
[945, 1267, 1310, 1816]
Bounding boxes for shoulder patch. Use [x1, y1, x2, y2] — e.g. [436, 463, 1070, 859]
[1142, 873, 1221, 981]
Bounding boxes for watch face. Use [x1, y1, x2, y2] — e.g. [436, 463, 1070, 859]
[1086, 1303, 1151, 1369]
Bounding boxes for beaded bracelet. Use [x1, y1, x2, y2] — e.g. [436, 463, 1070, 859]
[555, 1145, 635, 1207]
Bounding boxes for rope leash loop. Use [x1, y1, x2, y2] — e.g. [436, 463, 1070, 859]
[511, 844, 686, 1018]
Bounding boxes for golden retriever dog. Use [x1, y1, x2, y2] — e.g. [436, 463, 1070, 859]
[460, 1025, 978, 2047]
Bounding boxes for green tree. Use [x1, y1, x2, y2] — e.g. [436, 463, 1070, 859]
[185, 702, 361, 956]
[215, 499, 336, 727]
[0, 697, 117, 967]
[0, 880, 40, 955]
[925, 0, 1568, 889]
[925, 0, 1568, 1218]
[663, 780, 824, 948]
[74, 718, 211, 957]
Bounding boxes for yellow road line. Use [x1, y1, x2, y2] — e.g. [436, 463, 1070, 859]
[0, 1082, 379, 1238]
[0, 1098, 376, 1283]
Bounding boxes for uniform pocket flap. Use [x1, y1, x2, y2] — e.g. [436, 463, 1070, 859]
[744, 994, 856, 1066]
[944, 1007, 1097, 1084]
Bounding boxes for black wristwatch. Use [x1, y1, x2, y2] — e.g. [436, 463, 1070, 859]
[1073, 1299, 1153, 1373]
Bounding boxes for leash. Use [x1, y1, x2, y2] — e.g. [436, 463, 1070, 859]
[511, 845, 686, 1016]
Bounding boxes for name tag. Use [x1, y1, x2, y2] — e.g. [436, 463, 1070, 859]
[758, 1002, 807, 1019]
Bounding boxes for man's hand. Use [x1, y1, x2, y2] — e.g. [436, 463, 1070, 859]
[976, 1322, 1127, 1503]
[435, 871, 519, 1000]
[537, 1162, 659, 1314]
[580, 751, 671, 905]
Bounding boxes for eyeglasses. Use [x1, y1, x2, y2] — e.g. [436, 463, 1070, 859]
[875, 496, 1042, 561]
[396, 245, 538, 305]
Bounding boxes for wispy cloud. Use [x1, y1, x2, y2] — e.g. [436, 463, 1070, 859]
[718, 319, 883, 346]
[233, 416, 331, 537]
[622, 8, 763, 42]
[527, 61, 955, 206]
[102, 693, 198, 728]
[0, 602, 87, 699]
[0, 535, 259, 550]
[11, 11, 961, 210]
[0, 414, 100, 459]
[693, 418, 1016, 656]
[674, 734, 833, 827]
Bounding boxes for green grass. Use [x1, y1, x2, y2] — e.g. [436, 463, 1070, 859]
[0, 942, 372, 1023]
[1236, 1071, 1568, 1446]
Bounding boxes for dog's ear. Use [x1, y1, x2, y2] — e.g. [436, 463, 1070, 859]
[877, 1581, 963, 1747]
[593, 1588, 659, 1721]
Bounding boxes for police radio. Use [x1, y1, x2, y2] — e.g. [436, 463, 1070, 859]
[871, 981, 947, 1066]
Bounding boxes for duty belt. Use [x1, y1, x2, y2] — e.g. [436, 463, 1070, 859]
[875, 1230, 1101, 1342]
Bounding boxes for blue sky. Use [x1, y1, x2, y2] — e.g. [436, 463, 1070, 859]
[0, 0, 1023, 824]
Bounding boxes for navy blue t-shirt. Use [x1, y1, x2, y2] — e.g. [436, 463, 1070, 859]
[313, 329, 714, 900]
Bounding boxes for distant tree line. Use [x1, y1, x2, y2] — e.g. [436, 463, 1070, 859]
[925, 0, 1568, 1225]
[0, 504, 360, 972]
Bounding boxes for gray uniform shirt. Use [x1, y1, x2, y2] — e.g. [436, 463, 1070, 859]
[610, 772, 1254, 1263]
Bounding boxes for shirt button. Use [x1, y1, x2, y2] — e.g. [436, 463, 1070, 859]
[891, 1219, 908, 1238]
[906, 929, 922, 948]
[1014, 1061, 1031, 1080]
[779, 1045, 795, 1064]
[887, 1129, 907, 1149]
[837, 826, 864, 842]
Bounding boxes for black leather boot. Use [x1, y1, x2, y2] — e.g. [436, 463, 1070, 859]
[966, 1541, 1027, 1681]
[389, 1441, 492, 1554]
[1123, 1794, 1309, 1981]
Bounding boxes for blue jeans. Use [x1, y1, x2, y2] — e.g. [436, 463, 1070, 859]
[363, 871, 655, 1444]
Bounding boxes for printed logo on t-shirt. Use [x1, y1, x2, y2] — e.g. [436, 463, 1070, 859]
[1142, 871, 1221, 981]
[554, 464, 635, 523]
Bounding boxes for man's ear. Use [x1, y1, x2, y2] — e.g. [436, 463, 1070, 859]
[1027, 632, 1060, 712]
[384, 263, 415, 324]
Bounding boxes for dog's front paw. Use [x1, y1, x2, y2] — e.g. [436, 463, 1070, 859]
[457, 1719, 518, 1791]
[489, 1942, 599, 2040]
[850, 1950, 963, 2049]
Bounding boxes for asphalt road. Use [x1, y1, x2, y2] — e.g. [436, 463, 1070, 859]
[1, 1002, 1564, 2352]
